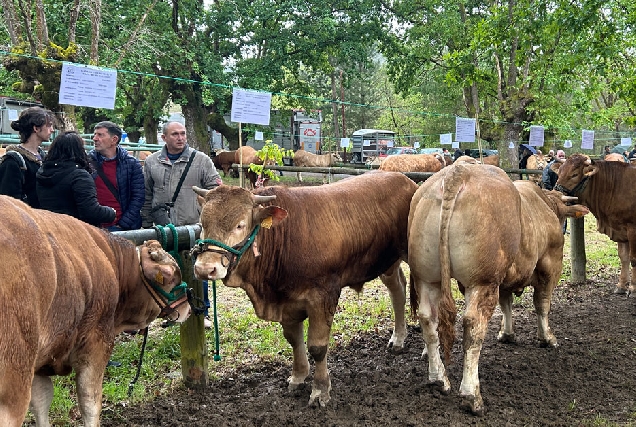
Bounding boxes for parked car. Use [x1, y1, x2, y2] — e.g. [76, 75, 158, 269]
[386, 146, 418, 156]
[419, 147, 444, 155]
[464, 148, 498, 158]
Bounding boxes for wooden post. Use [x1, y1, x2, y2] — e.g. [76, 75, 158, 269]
[179, 250, 208, 388]
[570, 217, 587, 283]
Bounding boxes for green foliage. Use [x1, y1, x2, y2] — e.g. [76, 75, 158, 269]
[248, 140, 293, 182]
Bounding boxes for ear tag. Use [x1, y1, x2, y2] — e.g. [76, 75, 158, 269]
[261, 216, 273, 229]
[155, 271, 164, 283]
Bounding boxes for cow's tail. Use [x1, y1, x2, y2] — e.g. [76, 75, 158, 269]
[437, 169, 463, 364]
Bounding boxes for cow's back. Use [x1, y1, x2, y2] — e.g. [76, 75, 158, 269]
[408, 164, 520, 286]
[0, 196, 122, 372]
[249, 171, 417, 289]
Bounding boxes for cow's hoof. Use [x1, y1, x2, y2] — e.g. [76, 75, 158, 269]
[287, 376, 306, 391]
[308, 389, 330, 407]
[614, 286, 628, 295]
[460, 394, 485, 416]
[388, 342, 407, 355]
[497, 332, 516, 344]
[539, 338, 558, 348]
[429, 379, 451, 395]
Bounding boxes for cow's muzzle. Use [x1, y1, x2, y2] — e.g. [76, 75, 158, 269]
[190, 225, 261, 276]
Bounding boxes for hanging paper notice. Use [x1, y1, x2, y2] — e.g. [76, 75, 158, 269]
[621, 137, 632, 147]
[363, 139, 371, 147]
[254, 131, 264, 140]
[340, 138, 350, 148]
[387, 140, 394, 147]
[59, 62, 117, 109]
[581, 130, 594, 150]
[413, 141, 420, 148]
[455, 117, 476, 142]
[440, 133, 452, 145]
[452, 141, 459, 149]
[564, 140, 572, 148]
[230, 87, 272, 126]
[529, 125, 545, 147]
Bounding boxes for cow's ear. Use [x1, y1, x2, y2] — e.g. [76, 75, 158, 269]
[255, 205, 287, 228]
[584, 164, 599, 177]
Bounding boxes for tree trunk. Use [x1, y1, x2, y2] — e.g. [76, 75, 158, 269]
[68, 0, 81, 44]
[331, 71, 340, 141]
[1, 0, 22, 45]
[35, 0, 49, 48]
[89, 0, 101, 64]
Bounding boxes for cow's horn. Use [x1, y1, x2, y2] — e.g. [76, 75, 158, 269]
[192, 186, 211, 197]
[253, 195, 277, 203]
[561, 195, 578, 202]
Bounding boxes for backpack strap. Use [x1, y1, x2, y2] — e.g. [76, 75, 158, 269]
[1, 151, 27, 170]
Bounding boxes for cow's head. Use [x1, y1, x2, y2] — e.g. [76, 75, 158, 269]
[554, 154, 598, 197]
[542, 190, 590, 223]
[331, 152, 343, 164]
[191, 185, 287, 280]
[139, 240, 191, 322]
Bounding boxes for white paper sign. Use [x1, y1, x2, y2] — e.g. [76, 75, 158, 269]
[452, 141, 459, 149]
[7, 109, 18, 121]
[564, 140, 573, 148]
[581, 130, 595, 150]
[363, 139, 371, 147]
[340, 138, 350, 148]
[413, 141, 420, 148]
[508, 141, 515, 148]
[621, 137, 632, 147]
[230, 87, 272, 126]
[59, 62, 117, 109]
[455, 117, 476, 142]
[387, 140, 394, 147]
[529, 125, 545, 147]
[440, 133, 452, 145]
[254, 131, 263, 140]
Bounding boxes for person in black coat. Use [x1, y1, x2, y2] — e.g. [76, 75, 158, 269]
[0, 106, 55, 208]
[36, 131, 115, 227]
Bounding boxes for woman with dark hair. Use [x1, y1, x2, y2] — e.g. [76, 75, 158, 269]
[0, 106, 55, 207]
[36, 131, 116, 227]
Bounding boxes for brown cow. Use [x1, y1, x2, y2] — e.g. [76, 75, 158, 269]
[292, 149, 342, 183]
[212, 150, 238, 177]
[556, 154, 636, 294]
[190, 171, 418, 406]
[379, 154, 444, 183]
[234, 146, 276, 188]
[0, 197, 190, 426]
[408, 163, 588, 415]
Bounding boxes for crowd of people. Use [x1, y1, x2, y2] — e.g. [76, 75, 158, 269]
[0, 107, 223, 332]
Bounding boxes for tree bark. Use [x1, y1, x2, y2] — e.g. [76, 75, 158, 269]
[89, 0, 101, 64]
[1, 0, 22, 45]
[68, 0, 81, 44]
[35, 0, 49, 48]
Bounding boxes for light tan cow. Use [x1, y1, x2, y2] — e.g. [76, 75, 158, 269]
[379, 153, 444, 174]
[292, 149, 342, 183]
[407, 162, 588, 415]
[0, 196, 191, 426]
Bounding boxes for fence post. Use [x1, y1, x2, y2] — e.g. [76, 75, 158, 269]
[570, 217, 586, 283]
[179, 250, 209, 388]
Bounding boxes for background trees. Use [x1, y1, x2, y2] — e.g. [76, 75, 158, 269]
[1, 0, 635, 155]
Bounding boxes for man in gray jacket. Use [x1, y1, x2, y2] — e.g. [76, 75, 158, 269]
[141, 121, 222, 227]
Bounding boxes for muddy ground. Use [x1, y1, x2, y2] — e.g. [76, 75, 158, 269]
[101, 274, 636, 427]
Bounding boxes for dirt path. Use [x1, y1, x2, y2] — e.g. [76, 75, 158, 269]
[102, 277, 636, 426]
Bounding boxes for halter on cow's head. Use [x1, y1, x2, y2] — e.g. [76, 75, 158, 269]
[190, 185, 287, 280]
[554, 154, 598, 197]
[138, 240, 190, 322]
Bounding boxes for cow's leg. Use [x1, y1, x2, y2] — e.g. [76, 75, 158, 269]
[497, 289, 516, 344]
[627, 235, 636, 296]
[459, 285, 498, 416]
[75, 343, 110, 427]
[30, 375, 54, 427]
[0, 367, 32, 427]
[296, 171, 303, 182]
[533, 282, 558, 347]
[306, 308, 334, 407]
[281, 320, 310, 389]
[379, 260, 407, 352]
[615, 241, 631, 294]
[413, 278, 451, 394]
